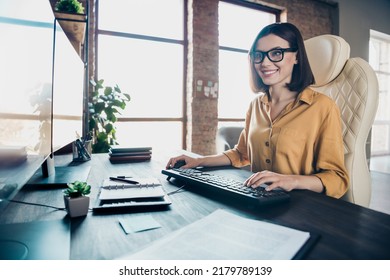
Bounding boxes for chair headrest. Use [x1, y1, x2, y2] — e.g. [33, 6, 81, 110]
[305, 34, 350, 87]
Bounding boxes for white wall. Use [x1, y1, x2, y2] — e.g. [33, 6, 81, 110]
[334, 0, 390, 60]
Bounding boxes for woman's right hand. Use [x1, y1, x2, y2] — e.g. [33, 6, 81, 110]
[165, 154, 200, 170]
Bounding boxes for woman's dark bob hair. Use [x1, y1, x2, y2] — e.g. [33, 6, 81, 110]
[248, 22, 315, 93]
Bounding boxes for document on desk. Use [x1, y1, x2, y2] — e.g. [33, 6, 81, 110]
[120, 209, 312, 260]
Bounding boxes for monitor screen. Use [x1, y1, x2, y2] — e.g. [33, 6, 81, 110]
[0, 0, 54, 209]
[25, 15, 88, 186]
[0, 1, 54, 158]
[0, 0, 86, 260]
[0, 0, 86, 209]
[52, 19, 84, 154]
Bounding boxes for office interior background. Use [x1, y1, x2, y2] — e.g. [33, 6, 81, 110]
[3, 0, 388, 210]
[5, 0, 388, 158]
[85, 0, 390, 213]
[1, 0, 390, 264]
[81, 0, 390, 160]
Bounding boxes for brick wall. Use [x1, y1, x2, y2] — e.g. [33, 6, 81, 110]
[187, 0, 220, 155]
[266, 0, 337, 39]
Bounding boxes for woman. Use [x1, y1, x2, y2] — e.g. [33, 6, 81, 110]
[166, 22, 349, 198]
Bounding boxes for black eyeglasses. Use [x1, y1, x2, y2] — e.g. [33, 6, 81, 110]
[250, 48, 297, 64]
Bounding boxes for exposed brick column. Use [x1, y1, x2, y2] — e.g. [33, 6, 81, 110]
[186, 0, 219, 155]
[85, 0, 96, 137]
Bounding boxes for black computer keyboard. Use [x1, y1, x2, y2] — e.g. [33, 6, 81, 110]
[162, 168, 290, 206]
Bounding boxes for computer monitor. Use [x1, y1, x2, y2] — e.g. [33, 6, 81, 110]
[0, 0, 54, 207]
[0, 0, 87, 260]
[29, 16, 90, 184]
[0, 0, 88, 210]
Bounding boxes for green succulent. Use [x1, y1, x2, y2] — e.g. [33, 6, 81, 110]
[64, 181, 91, 198]
[55, 0, 85, 14]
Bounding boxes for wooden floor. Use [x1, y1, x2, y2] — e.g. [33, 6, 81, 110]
[369, 155, 390, 215]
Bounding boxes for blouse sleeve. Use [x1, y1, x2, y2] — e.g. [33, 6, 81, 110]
[313, 103, 349, 198]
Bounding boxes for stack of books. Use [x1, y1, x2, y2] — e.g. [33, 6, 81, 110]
[0, 145, 27, 168]
[108, 146, 152, 163]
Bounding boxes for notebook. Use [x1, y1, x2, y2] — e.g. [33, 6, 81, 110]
[98, 178, 166, 200]
[109, 154, 152, 163]
[108, 146, 152, 163]
[93, 177, 171, 212]
[109, 146, 152, 154]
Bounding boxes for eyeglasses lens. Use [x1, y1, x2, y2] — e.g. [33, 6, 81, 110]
[269, 50, 283, 62]
[252, 50, 284, 63]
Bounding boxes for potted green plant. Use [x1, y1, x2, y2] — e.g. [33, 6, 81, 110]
[63, 181, 91, 218]
[54, 0, 85, 14]
[89, 79, 131, 153]
[51, 0, 87, 57]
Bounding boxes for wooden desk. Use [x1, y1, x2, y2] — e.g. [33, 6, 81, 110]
[1, 153, 390, 260]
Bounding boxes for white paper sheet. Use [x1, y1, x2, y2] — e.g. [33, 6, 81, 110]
[119, 209, 311, 260]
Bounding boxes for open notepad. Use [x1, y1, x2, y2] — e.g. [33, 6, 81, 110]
[93, 178, 171, 212]
[119, 209, 318, 260]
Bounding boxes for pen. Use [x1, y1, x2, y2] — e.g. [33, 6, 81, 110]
[109, 177, 139, 185]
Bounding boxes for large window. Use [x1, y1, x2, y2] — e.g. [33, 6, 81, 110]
[97, 0, 185, 152]
[370, 30, 390, 156]
[218, 1, 276, 128]
[96, 0, 278, 151]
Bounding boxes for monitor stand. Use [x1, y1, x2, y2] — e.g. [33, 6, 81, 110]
[26, 155, 91, 188]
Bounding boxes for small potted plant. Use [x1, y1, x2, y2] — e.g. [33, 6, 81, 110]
[63, 180, 91, 218]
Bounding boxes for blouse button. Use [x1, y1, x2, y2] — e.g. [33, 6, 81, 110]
[265, 159, 271, 164]
[265, 141, 269, 147]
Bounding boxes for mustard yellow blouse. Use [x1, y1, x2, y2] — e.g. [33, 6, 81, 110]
[224, 87, 349, 198]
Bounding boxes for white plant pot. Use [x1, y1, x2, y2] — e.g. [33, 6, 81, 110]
[64, 196, 90, 218]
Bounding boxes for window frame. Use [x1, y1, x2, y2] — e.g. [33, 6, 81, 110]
[370, 29, 390, 156]
[217, 0, 280, 125]
[95, 0, 188, 149]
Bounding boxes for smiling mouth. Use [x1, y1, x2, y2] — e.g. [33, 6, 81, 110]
[261, 69, 278, 77]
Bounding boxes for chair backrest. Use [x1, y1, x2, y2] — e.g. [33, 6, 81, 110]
[305, 34, 379, 207]
[216, 126, 244, 154]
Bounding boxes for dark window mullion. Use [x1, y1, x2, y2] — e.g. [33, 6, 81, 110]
[98, 29, 185, 45]
[219, 45, 249, 54]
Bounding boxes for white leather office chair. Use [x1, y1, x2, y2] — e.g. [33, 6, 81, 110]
[217, 35, 379, 207]
[305, 34, 379, 207]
